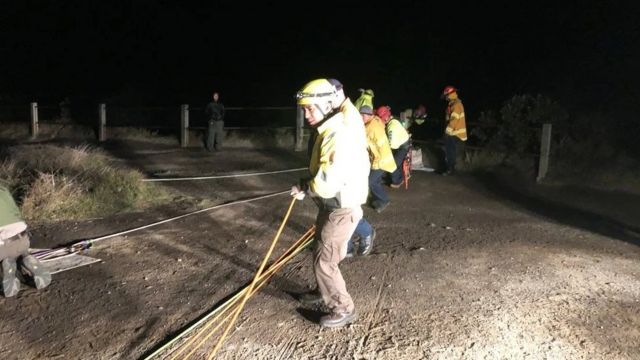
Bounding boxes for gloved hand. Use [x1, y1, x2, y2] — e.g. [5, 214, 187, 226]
[290, 184, 306, 201]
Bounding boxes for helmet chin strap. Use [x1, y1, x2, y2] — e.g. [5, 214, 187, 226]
[313, 101, 340, 126]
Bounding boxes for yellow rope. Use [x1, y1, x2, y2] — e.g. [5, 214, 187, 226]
[185, 232, 314, 360]
[172, 225, 315, 360]
[206, 197, 297, 359]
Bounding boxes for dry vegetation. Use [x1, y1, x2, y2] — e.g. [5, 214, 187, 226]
[0, 144, 169, 223]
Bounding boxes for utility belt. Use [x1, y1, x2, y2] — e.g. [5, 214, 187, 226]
[312, 196, 342, 212]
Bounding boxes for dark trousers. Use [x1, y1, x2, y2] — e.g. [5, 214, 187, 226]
[369, 169, 389, 208]
[206, 120, 224, 151]
[390, 144, 410, 185]
[444, 135, 462, 172]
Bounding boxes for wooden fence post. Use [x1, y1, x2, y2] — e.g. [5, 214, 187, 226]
[180, 104, 189, 148]
[295, 105, 304, 151]
[98, 103, 107, 142]
[537, 123, 552, 183]
[30, 102, 38, 139]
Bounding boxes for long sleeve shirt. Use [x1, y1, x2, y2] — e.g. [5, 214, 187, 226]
[205, 101, 225, 121]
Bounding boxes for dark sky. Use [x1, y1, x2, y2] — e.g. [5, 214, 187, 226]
[1, 1, 639, 115]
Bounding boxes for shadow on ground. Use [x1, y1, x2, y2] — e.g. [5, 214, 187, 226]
[470, 170, 640, 247]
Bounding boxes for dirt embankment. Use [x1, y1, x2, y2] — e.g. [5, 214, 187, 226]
[1, 140, 638, 360]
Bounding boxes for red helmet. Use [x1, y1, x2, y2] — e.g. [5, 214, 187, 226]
[375, 105, 392, 122]
[442, 86, 458, 98]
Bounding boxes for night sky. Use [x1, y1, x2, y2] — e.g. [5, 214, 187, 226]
[1, 1, 639, 117]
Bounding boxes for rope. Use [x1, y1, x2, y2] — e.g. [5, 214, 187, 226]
[32, 190, 291, 261]
[142, 168, 307, 182]
[161, 227, 315, 360]
[206, 198, 296, 359]
[143, 226, 316, 360]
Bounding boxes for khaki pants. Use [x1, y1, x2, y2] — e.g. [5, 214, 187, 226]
[0, 231, 30, 260]
[314, 206, 362, 313]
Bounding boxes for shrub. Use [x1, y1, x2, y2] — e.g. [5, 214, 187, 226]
[0, 144, 168, 222]
[477, 94, 568, 156]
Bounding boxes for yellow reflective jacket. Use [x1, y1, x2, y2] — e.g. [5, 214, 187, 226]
[365, 116, 396, 172]
[308, 99, 370, 208]
[445, 99, 467, 141]
[386, 118, 410, 149]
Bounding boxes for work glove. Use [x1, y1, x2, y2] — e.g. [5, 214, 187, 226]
[290, 185, 305, 200]
[291, 179, 309, 200]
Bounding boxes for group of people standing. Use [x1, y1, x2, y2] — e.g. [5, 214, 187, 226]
[290, 78, 467, 329]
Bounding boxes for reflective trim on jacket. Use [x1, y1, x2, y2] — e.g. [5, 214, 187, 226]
[445, 99, 467, 141]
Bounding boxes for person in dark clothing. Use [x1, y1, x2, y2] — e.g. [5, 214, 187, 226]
[204, 92, 225, 152]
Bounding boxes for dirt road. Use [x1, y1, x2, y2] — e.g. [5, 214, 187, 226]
[1, 141, 638, 360]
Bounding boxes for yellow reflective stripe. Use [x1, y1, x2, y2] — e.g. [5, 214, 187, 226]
[445, 127, 467, 136]
[450, 112, 465, 119]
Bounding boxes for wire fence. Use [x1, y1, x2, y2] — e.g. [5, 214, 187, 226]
[2, 102, 556, 179]
[0, 103, 297, 129]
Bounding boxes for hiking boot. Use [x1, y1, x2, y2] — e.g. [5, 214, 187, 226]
[2, 258, 20, 297]
[374, 201, 389, 214]
[357, 228, 375, 256]
[19, 255, 51, 290]
[390, 181, 404, 189]
[299, 290, 324, 307]
[320, 309, 357, 328]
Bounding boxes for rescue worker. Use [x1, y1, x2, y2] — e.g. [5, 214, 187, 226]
[413, 104, 428, 126]
[344, 104, 395, 256]
[361, 105, 396, 212]
[377, 105, 410, 189]
[204, 91, 226, 152]
[305, 90, 376, 259]
[400, 105, 427, 136]
[353, 88, 374, 111]
[291, 78, 369, 328]
[441, 86, 467, 175]
[1, 184, 51, 297]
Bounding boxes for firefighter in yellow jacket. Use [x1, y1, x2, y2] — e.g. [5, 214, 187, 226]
[291, 78, 369, 328]
[441, 86, 467, 175]
[360, 105, 396, 213]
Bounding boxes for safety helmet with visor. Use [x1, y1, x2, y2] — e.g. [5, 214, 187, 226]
[296, 79, 341, 124]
